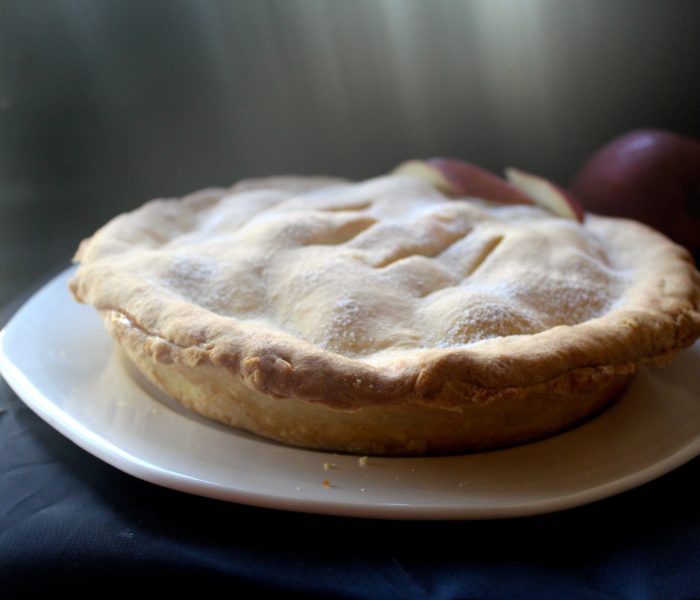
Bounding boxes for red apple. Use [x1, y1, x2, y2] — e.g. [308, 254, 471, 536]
[394, 158, 585, 222]
[570, 129, 700, 255]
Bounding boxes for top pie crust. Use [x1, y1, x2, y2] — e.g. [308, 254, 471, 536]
[70, 174, 700, 420]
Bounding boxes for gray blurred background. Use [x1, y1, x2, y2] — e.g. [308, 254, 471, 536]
[1, 0, 700, 307]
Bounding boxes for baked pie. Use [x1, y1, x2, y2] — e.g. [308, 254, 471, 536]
[69, 161, 700, 455]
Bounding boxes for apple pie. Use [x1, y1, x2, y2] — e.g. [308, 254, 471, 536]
[69, 166, 700, 455]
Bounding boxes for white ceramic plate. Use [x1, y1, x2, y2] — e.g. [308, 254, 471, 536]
[2, 268, 700, 520]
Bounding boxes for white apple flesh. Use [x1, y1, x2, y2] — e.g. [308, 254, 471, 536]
[505, 167, 585, 222]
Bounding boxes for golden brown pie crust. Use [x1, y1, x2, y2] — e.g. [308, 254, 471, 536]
[69, 175, 700, 455]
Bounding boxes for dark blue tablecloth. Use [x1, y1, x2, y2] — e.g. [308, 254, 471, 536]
[2, 285, 700, 599]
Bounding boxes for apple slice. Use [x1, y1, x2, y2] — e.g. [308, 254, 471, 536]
[505, 167, 585, 223]
[392, 159, 457, 196]
[393, 158, 585, 222]
[424, 158, 538, 207]
[393, 158, 535, 206]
